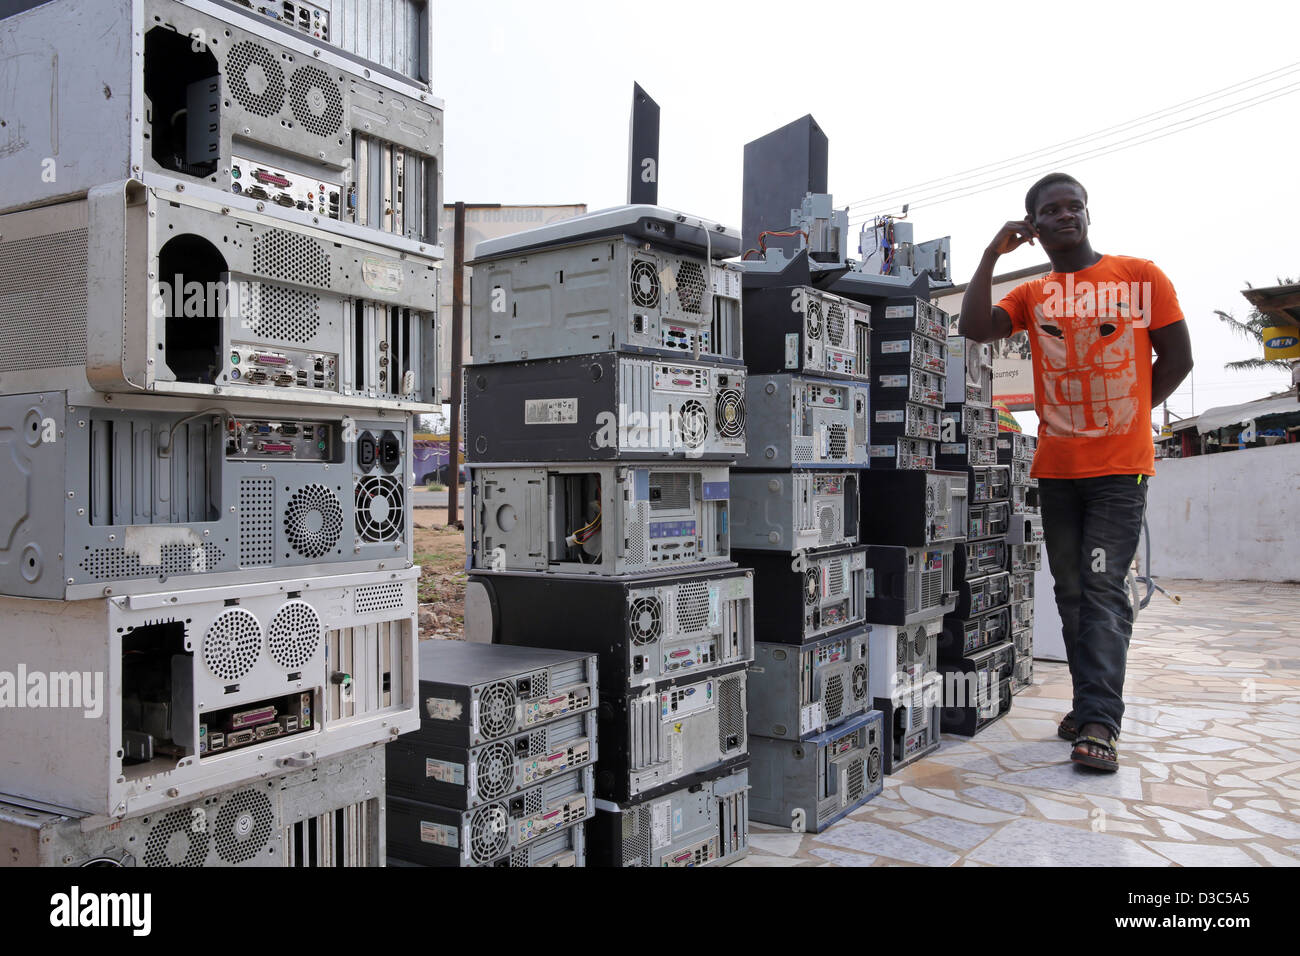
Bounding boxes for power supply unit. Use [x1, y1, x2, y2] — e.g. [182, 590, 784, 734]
[956, 538, 1008, 581]
[736, 546, 869, 645]
[740, 286, 871, 381]
[463, 352, 746, 461]
[727, 471, 859, 553]
[736, 374, 870, 469]
[386, 767, 593, 867]
[857, 469, 968, 547]
[0, 0, 442, 247]
[867, 436, 936, 471]
[862, 544, 958, 625]
[1010, 483, 1041, 515]
[387, 711, 597, 810]
[1010, 571, 1034, 604]
[467, 463, 733, 576]
[871, 400, 943, 443]
[1012, 655, 1034, 695]
[588, 765, 750, 867]
[939, 640, 1015, 737]
[938, 605, 1012, 659]
[996, 432, 1037, 464]
[936, 431, 999, 468]
[0, 567, 418, 817]
[940, 403, 999, 442]
[747, 628, 870, 740]
[0, 744, 387, 867]
[870, 297, 949, 343]
[1006, 512, 1045, 545]
[0, 391, 415, 600]
[943, 335, 993, 406]
[1007, 543, 1042, 574]
[871, 330, 949, 377]
[748, 709, 883, 833]
[409, 641, 597, 750]
[949, 570, 1011, 620]
[873, 366, 945, 410]
[868, 620, 942, 774]
[967, 500, 1011, 540]
[0, 184, 440, 409]
[464, 567, 753, 692]
[596, 670, 749, 803]
[471, 234, 744, 365]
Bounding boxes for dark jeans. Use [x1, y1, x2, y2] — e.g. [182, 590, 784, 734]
[1038, 474, 1150, 739]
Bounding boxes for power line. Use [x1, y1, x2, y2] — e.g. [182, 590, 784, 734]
[843, 60, 1300, 212]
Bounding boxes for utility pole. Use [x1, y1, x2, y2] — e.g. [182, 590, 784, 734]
[447, 201, 465, 528]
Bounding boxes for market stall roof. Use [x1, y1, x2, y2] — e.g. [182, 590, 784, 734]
[1196, 391, 1299, 434]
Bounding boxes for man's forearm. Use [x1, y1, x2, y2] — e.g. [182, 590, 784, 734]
[1151, 356, 1192, 407]
[958, 247, 1002, 343]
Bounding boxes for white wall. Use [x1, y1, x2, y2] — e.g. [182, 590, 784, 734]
[1147, 442, 1300, 582]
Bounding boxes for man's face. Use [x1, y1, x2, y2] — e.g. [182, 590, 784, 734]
[1031, 182, 1089, 252]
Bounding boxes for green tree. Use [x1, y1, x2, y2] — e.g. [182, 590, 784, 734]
[1214, 277, 1297, 373]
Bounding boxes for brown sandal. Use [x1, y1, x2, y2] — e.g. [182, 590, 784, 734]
[1057, 714, 1077, 741]
[1071, 733, 1119, 772]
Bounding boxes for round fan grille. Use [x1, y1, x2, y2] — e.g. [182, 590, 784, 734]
[469, 805, 510, 863]
[674, 261, 706, 313]
[628, 596, 662, 645]
[355, 475, 405, 543]
[267, 600, 323, 669]
[477, 681, 518, 739]
[284, 483, 343, 559]
[677, 400, 708, 448]
[913, 629, 930, 659]
[630, 259, 660, 308]
[926, 483, 936, 516]
[715, 389, 745, 438]
[214, 789, 275, 864]
[226, 41, 285, 118]
[476, 742, 516, 801]
[804, 297, 824, 339]
[203, 608, 262, 681]
[804, 568, 820, 606]
[852, 662, 868, 700]
[867, 746, 882, 783]
[825, 302, 847, 346]
[143, 808, 208, 867]
[896, 632, 908, 665]
[288, 65, 343, 136]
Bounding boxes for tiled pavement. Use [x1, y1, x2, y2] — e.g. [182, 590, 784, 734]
[733, 579, 1300, 867]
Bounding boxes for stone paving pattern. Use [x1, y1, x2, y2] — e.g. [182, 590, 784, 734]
[733, 579, 1300, 867]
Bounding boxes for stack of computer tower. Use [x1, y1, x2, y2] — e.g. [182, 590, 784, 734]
[385, 641, 598, 866]
[933, 336, 1016, 736]
[460, 206, 754, 866]
[729, 283, 884, 831]
[1000, 431, 1042, 694]
[0, 0, 441, 866]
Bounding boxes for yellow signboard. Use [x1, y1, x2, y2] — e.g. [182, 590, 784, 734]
[1263, 327, 1300, 360]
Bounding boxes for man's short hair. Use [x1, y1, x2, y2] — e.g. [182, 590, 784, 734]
[1025, 173, 1087, 217]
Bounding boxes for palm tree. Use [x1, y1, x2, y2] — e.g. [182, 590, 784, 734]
[1214, 277, 1297, 373]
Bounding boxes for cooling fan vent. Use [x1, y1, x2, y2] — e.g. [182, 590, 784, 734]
[203, 608, 262, 681]
[628, 596, 662, 645]
[677, 400, 708, 449]
[477, 681, 518, 739]
[267, 600, 323, 669]
[475, 742, 516, 801]
[355, 475, 405, 542]
[805, 296, 824, 340]
[852, 662, 868, 700]
[289, 65, 344, 136]
[825, 302, 847, 346]
[214, 789, 275, 864]
[284, 483, 343, 559]
[867, 746, 882, 783]
[674, 261, 706, 313]
[715, 388, 745, 439]
[226, 41, 285, 118]
[804, 568, 821, 607]
[143, 808, 208, 867]
[896, 632, 908, 665]
[675, 582, 710, 633]
[469, 805, 510, 864]
[630, 259, 660, 308]
[824, 674, 844, 720]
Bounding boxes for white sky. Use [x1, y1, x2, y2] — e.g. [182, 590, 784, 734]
[434, 0, 1300, 424]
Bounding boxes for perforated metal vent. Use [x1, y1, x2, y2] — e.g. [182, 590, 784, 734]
[354, 582, 405, 615]
[804, 296, 823, 340]
[203, 608, 262, 681]
[214, 789, 275, 864]
[624, 806, 652, 866]
[238, 282, 321, 344]
[476, 742, 515, 801]
[827, 424, 848, 459]
[78, 543, 224, 581]
[677, 400, 708, 449]
[469, 805, 509, 863]
[717, 676, 744, 751]
[283, 483, 343, 559]
[648, 473, 691, 511]
[0, 228, 87, 372]
[675, 582, 710, 633]
[715, 389, 745, 438]
[823, 674, 844, 720]
[818, 505, 841, 545]
[625, 502, 646, 565]
[239, 477, 275, 568]
[804, 568, 820, 606]
[628, 596, 662, 645]
[252, 229, 331, 287]
[289, 65, 344, 135]
[921, 569, 944, 609]
[267, 600, 323, 669]
[143, 808, 208, 867]
[825, 302, 847, 346]
[896, 632, 908, 664]
[852, 662, 868, 700]
[527, 670, 548, 697]
[477, 681, 517, 739]
[527, 730, 546, 757]
[629, 259, 660, 308]
[846, 757, 864, 800]
[675, 261, 706, 313]
[868, 746, 882, 783]
[227, 41, 286, 117]
[827, 559, 845, 596]
[355, 475, 404, 542]
[523, 787, 543, 815]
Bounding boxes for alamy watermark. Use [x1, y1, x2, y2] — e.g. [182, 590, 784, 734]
[0, 665, 104, 718]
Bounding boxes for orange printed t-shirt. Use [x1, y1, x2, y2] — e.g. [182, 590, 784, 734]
[997, 254, 1184, 479]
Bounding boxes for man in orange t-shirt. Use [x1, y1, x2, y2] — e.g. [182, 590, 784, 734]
[958, 173, 1194, 772]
